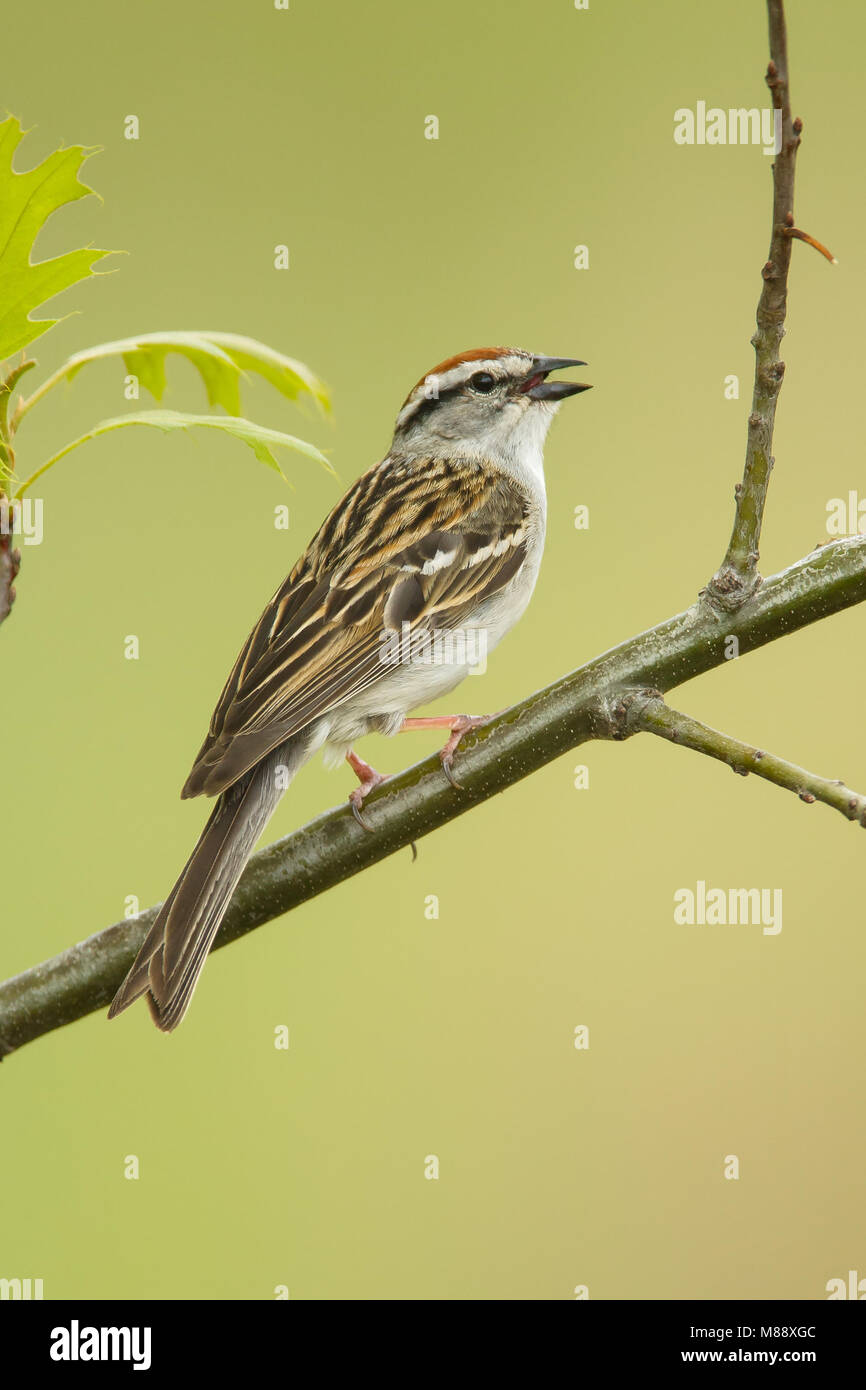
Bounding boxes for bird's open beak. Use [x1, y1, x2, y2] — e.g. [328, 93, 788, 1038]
[522, 355, 592, 401]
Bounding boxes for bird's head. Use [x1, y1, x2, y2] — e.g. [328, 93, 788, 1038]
[392, 346, 591, 468]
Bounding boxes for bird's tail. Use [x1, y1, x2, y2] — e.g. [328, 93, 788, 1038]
[109, 737, 308, 1032]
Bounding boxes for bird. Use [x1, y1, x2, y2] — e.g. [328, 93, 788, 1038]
[108, 346, 591, 1031]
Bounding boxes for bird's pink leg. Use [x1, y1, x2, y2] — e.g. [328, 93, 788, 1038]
[347, 712, 495, 828]
[399, 713, 493, 790]
[345, 749, 391, 831]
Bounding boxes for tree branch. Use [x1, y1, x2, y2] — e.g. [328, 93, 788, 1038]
[624, 693, 866, 826]
[707, 0, 799, 609]
[0, 356, 36, 624]
[1, 533, 865, 1057]
[0, 527, 20, 627]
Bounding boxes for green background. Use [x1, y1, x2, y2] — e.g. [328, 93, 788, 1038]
[3, 0, 865, 1300]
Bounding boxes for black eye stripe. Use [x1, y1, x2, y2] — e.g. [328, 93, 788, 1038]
[405, 369, 509, 425]
[407, 383, 462, 426]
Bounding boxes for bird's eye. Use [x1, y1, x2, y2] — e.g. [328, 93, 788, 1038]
[469, 371, 496, 394]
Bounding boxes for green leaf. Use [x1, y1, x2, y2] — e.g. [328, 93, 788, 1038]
[0, 116, 115, 364]
[14, 410, 334, 499]
[202, 333, 331, 415]
[53, 329, 331, 417]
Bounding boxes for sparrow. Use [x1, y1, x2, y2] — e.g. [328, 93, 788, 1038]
[109, 346, 590, 1031]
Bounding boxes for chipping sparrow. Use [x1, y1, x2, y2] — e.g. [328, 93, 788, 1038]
[109, 346, 590, 1030]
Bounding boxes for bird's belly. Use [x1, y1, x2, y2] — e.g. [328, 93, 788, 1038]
[321, 533, 544, 758]
[323, 656, 470, 753]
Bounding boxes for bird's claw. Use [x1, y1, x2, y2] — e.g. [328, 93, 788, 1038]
[348, 767, 391, 832]
[438, 713, 495, 792]
[439, 750, 464, 791]
[349, 792, 374, 831]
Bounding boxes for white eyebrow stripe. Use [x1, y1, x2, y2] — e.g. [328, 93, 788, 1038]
[396, 353, 532, 427]
[424, 354, 530, 396]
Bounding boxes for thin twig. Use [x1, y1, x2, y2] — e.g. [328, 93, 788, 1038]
[1, 534, 865, 1056]
[624, 694, 866, 825]
[707, 0, 804, 609]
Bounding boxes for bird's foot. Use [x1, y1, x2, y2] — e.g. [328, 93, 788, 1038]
[399, 713, 495, 791]
[346, 749, 391, 831]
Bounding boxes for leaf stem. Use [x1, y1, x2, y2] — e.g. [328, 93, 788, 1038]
[10, 360, 68, 433]
[0, 356, 37, 494]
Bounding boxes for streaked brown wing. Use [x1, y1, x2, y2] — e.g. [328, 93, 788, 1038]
[182, 453, 531, 798]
